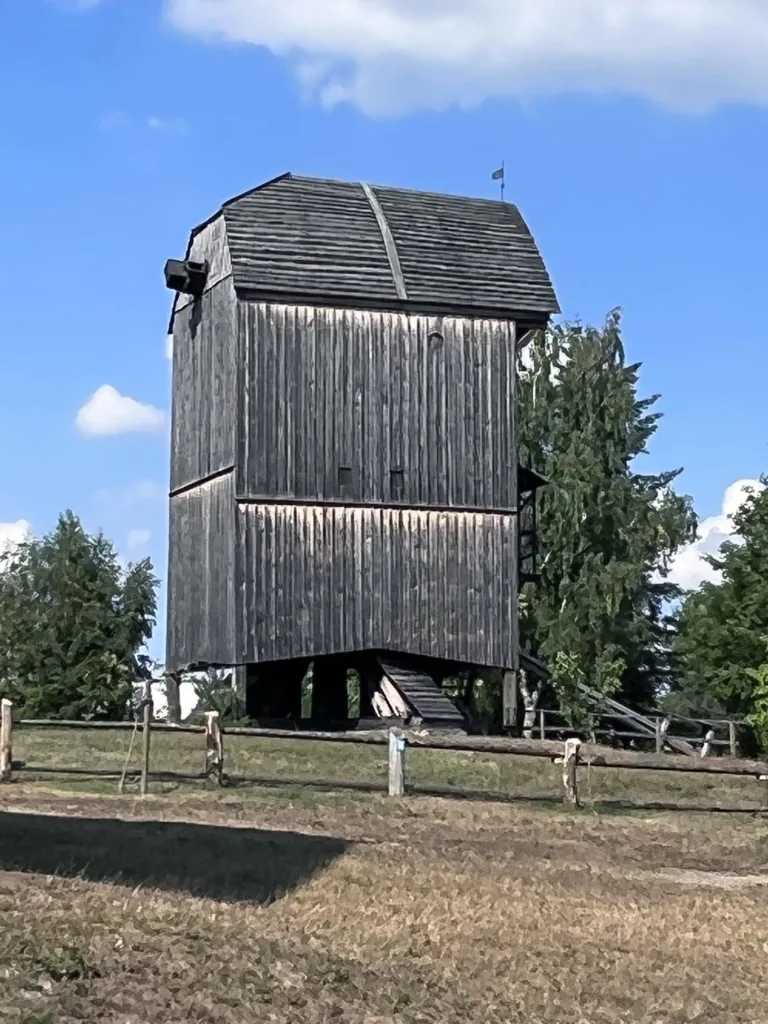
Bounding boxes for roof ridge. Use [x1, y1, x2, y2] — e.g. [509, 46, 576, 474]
[237, 172, 516, 209]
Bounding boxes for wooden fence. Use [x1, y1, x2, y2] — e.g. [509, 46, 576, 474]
[2, 702, 768, 809]
[536, 707, 745, 756]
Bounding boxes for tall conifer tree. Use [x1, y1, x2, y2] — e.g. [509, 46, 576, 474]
[0, 511, 157, 719]
[517, 311, 696, 723]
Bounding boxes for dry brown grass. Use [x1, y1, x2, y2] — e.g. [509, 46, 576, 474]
[1, 730, 768, 1022]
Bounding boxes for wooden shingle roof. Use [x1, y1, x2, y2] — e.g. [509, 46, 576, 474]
[185, 172, 559, 324]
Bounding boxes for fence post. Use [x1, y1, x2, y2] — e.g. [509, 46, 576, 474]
[204, 711, 224, 785]
[140, 680, 153, 796]
[701, 729, 715, 758]
[728, 721, 738, 758]
[561, 737, 581, 806]
[655, 717, 670, 753]
[0, 699, 13, 782]
[539, 708, 546, 741]
[388, 727, 406, 797]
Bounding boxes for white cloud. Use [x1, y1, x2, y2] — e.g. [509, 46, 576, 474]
[163, 0, 768, 116]
[127, 528, 152, 552]
[666, 479, 764, 590]
[0, 520, 32, 564]
[76, 385, 166, 437]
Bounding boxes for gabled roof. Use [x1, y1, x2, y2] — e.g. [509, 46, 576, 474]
[176, 172, 559, 324]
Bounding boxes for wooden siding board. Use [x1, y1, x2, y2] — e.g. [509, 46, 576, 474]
[166, 473, 236, 671]
[238, 503, 516, 667]
[173, 214, 233, 320]
[239, 303, 516, 511]
[170, 278, 237, 492]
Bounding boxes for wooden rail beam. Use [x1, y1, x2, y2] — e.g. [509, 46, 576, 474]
[12, 719, 768, 779]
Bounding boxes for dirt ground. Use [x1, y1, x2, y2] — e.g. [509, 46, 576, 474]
[1, 768, 768, 1023]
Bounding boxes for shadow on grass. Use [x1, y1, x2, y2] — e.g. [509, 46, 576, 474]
[0, 810, 351, 903]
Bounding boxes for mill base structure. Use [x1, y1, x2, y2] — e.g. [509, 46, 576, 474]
[164, 173, 559, 730]
[235, 652, 466, 731]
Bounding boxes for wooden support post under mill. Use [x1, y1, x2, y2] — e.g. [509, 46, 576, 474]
[388, 727, 406, 797]
[502, 669, 518, 729]
[205, 710, 224, 784]
[162, 173, 559, 730]
[1, 699, 13, 782]
[232, 665, 248, 719]
[165, 672, 182, 726]
[140, 680, 152, 796]
[560, 737, 581, 806]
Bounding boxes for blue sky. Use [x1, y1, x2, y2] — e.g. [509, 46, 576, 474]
[2, 0, 767, 659]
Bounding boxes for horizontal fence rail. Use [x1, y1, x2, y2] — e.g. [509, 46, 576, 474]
[3, 713, 768, 809]
[8, 716, 765, 775]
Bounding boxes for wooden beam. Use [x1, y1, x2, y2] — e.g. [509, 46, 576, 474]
[140, 682, 152, 797]
[165, 672, 182, 726]
[388, 727, 406, 797]
[502, 670, 518, 729]
[13, 718, 768, 779]
[1, 699, 13, 782]
[204, 711, 224, 785]
[559, 737, 581, 805]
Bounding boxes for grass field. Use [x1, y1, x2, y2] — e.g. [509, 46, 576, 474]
[1, 728, 768, 1022]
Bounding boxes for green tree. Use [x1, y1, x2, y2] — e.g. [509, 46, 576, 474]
[745, 641, 768, 753]
[0, 511, 158, 719]
[517, 311, 696, 726]
[673, 481, 768, 745]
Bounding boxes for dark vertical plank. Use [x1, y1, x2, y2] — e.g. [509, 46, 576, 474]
[166, 473, 236, 671]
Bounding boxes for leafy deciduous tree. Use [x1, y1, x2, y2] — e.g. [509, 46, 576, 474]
[673, 481, 768, 747]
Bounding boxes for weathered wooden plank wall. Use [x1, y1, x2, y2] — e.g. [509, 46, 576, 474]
[237, 304, 517, 510]
[170, 277, 237, 492]
[166, 473, 237, 671]
[172, 214, 233, 320]
[237, 503, 517, 667]
[168, 290, 521, 671]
